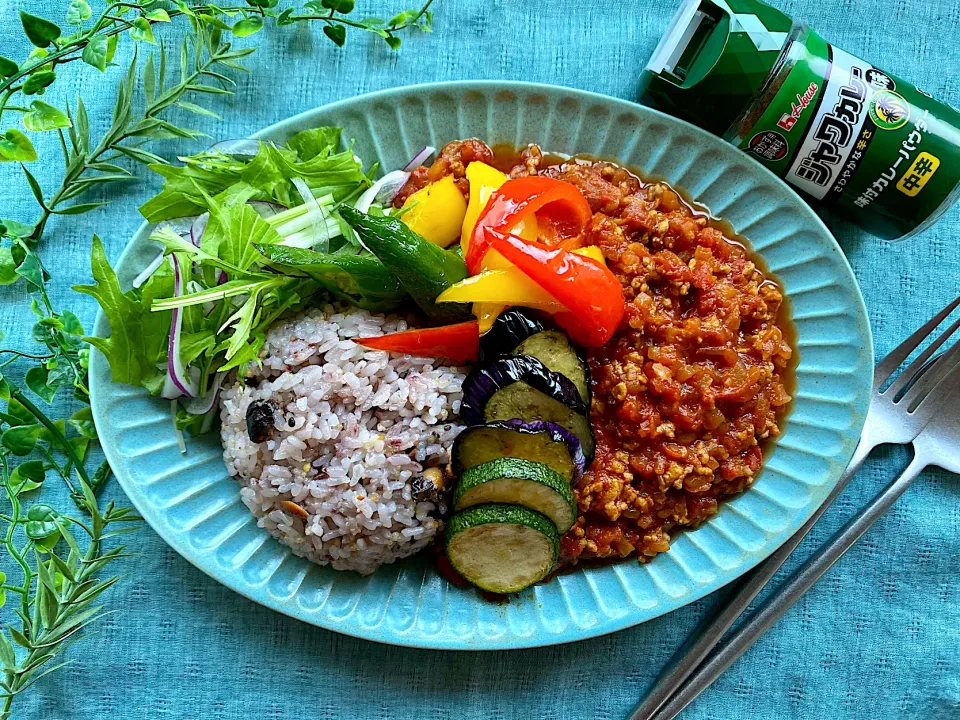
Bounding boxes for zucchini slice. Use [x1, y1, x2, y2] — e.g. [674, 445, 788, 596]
[455, 459, 577, 533]
[513, 330, 590, 405]
[452, 420, 586, 482]
[445, 504, 559, 593]
[484, 383, 595, 462]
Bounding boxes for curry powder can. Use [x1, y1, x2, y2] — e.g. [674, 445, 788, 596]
[638, 0, 960, 240]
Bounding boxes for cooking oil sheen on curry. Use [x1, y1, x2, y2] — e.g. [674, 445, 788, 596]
[639, 0, 960, 240]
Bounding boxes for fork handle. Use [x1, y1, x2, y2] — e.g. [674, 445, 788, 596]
[627, 436, 875, 720]
[648, 453, 928, 720]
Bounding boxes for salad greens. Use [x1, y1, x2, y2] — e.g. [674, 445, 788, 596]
[85, 126, 417, 431]
[0, 1, 438, 713]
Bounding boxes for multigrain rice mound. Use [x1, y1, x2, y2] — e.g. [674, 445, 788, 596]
[220, 305, 466, 575]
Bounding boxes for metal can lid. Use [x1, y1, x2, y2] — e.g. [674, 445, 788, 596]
[639, 0, 795, 135]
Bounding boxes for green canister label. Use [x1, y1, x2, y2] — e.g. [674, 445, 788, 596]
[736, 30, 960, 239]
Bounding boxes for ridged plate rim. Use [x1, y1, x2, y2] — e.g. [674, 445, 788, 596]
[90, 81, 874, 650]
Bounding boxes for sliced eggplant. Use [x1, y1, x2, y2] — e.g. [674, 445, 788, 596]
[452, 420, 586, 482]
[514, 330, 590, 405]
[462, 355, 586, 421]
[454, 459, 577, 533]
[479, 309, 548, 360]
[485, 384, 595, 462]
[461, 355, 594, 462]
[445, 504, 559, 593]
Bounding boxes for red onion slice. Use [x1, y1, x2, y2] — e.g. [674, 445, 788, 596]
[158, 216, 196, 236]
[190, 212, 209, 248]
[132, 250, 166, 289]
[354, 169, 412, 213]
[403, 145, 436, 172]
[247, 200, 285, 218]
[161, 255, 198, 399]
[183, 371, 225, 416]
[210, 138, 261, 158]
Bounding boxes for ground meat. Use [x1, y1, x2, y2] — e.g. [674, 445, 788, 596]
[558, 165, 794, 565]
[392, 138, 494, 207]
[508, 145, 544, 178]
[388, 144, 795, 567]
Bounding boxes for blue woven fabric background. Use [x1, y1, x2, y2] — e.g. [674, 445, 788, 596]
[2, 1, 958, 718]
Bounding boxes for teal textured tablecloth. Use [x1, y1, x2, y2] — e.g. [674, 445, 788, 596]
[2, 1, 959, 718]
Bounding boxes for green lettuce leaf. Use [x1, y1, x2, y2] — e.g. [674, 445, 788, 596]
[201, 188, 284, 272]
[139, 151, 250, 222]
[73, 236, 169, 387]
[286, 127, 342, 161]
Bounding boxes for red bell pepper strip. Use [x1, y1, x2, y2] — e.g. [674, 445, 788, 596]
[466, 176, 592, 274]
[486, 228, 624, 347]
[357, 320, 480, 363]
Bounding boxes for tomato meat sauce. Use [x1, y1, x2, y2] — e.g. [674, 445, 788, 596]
[402, 139, 797, 568]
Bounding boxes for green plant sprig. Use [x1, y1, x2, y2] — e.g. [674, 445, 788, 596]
[0, 2, 439, 714]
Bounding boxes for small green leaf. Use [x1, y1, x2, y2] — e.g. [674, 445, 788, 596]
[7, 398, 35, 426]
[14, 247, 45, 290]
[246, 0, 279, 7]
[20, 11, 62, 48]
[175, 101, 222, 119]
[0, 130, 38, 162]
[8, 466, 42, 496]
[106, 33, 119, 63]
[52, 201, 109, 215]
[145, 8, 171, 22]
[60, 309, 84, 335]
[388, 10, 415, 26]
[36, 418, 65, 443]
[0, 56, 18, 77]
[1, 424, 41, 455]
[276, 7, 295, 24]
[384, 35, 402, 50]
[68, 407, 97, 439]
[23, 100, 72, 132]
[9, 627, 31, 649]
[66, 0, 92, 25]
[22, 70, 56, 95]
[25, 505, 61, 541]
[322, 0, 355, 11]
[0, 377, 9, 401]
[130, 17, 157, 44]
[231, 17, 263, 37]
[37, 584, 57, 629]
[25, 366, 57, 403]
[323, 24, 347, 47]
[0, 629, 13, 667]
[1, 218, 35, 238]
[17, 460, 46, 483]
[81, 34, 108, 71]
[0, 248, 17, 285]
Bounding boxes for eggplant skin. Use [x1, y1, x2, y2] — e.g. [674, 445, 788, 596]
[478, 309, 549, 360]
[461, 355, 587, 425]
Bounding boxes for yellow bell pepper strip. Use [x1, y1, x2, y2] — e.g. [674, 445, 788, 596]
[460, 162, 538, 256]
[436, 246, 606, 314]
[487, 228, 624, 347]
[358, 320, 480, 363]
[459, 162, 539, 330]
[400, 175, 468, 247]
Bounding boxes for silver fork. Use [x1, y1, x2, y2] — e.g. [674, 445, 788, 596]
[629, 295, 960, 720]
[650, 355, 960, 719]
